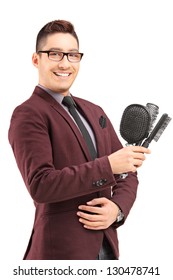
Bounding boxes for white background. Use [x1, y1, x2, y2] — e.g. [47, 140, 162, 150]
[1, 0, 172, 278]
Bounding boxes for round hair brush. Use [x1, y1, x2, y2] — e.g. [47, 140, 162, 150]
[142, 113, 171, 147]
[146, 103, 159, 133]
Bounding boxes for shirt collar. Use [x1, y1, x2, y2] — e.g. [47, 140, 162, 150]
[37, 84, 71, 105]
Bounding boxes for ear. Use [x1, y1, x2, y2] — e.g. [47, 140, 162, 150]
[32, 53, 39, 68]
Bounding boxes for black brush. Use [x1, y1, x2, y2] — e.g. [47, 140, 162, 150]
[119, 104, 151, 179]
[142, 113, 171, 147]
[120, 104, 151, 144]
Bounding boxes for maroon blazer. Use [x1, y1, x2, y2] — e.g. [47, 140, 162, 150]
[8, 86, 138, 260]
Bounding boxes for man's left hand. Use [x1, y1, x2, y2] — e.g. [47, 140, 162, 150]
[77, 197, 119, 230]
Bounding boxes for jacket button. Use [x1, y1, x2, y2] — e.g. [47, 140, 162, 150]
[96, 180, 101, 186]
[100, 179, 107, 185]
[92, 179, 107, 187]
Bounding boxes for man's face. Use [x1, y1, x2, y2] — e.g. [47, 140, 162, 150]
[32, 33, 80, 96]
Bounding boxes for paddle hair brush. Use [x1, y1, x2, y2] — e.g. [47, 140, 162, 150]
[119, 104, 151, 179]
[120, 104, 151, 145]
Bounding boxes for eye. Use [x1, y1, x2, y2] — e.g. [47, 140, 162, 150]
[49, 51, 61, 57]
[69, 53, 80, 58]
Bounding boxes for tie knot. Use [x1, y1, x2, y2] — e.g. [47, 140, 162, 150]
[62, 96, 76, 109]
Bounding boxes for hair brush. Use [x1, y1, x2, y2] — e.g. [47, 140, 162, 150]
[135, 102, 159, 146]
[146, 103, 159, 133]
[142, 113, 171, 147]
[119, 104, 151, 179]
[120, 104, 151, 145]
[119, 103, 171, 179]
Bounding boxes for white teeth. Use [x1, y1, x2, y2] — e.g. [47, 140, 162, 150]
[55, 73, 70, 77]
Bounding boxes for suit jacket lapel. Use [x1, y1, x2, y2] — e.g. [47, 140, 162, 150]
[33, 87, 93, 161]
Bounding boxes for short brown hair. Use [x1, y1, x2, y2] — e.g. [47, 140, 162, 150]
[36, 20, 79, 52]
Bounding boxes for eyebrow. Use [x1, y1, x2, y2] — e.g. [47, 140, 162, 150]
[48, 48, 79, 52]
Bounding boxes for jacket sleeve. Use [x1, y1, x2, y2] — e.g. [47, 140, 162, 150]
[8, 104, 116, 204]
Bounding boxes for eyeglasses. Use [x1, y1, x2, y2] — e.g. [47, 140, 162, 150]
[37, 50, 84, 63]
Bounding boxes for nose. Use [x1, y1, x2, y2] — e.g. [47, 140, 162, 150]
[58, 54, 70, 68]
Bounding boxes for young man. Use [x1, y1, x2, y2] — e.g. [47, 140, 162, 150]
[8, 20, 150, 260]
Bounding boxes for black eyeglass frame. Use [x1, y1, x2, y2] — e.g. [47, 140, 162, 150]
[37, 50, 84, 62]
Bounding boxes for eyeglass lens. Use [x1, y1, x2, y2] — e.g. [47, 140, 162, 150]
[49, 51, 82, 62]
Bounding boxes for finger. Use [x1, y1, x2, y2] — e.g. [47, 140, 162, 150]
[78, 205, 102, 215]
[77, 211, 101, 221]
[132, 146, 151, 154]
[133, 152, 146, 160]
[79, 218, 105, 229]
[83, 225, 106, 230]
[133, 159, 143, 167]
[131, 165, 137, 172]
[86, 197, 108, 206]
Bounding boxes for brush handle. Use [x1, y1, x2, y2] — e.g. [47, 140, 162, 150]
[142, 140, 150, 148]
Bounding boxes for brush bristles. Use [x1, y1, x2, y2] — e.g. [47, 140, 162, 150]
[142, 113, 171, 147]
[154, 115, 171, 142]
[146, 103, 159, 133]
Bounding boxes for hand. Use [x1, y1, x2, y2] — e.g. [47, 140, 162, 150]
[77, 197, 119, 230]
[108, 146, 151, 174]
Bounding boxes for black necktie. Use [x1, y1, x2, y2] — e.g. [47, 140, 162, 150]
[62, 96, 97, 160]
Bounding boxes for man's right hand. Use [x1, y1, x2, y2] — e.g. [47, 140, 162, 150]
[108, 146, 151, 174]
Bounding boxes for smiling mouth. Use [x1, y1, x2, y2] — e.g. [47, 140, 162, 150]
[54, 72, 71, 77]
